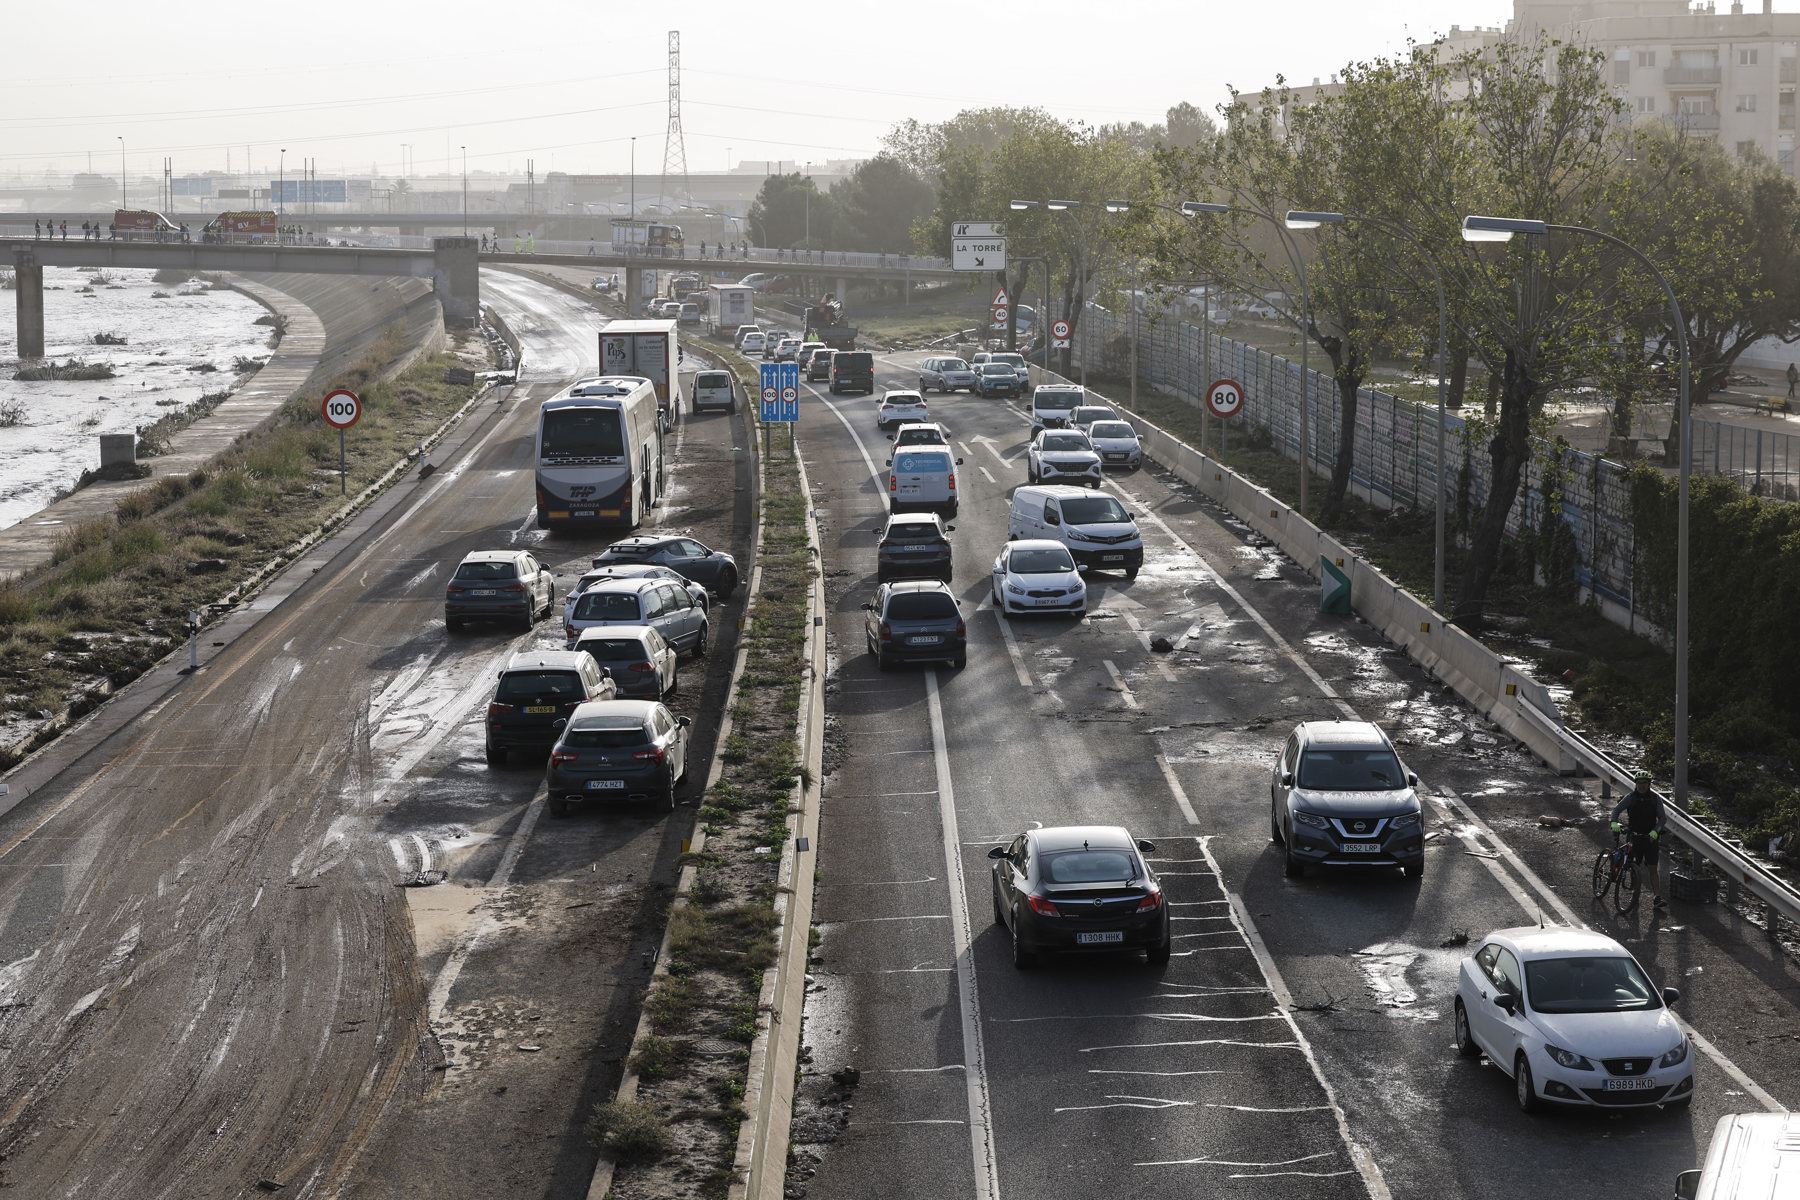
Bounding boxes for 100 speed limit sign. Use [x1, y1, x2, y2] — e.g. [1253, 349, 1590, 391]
[1205, 378, 1245, 419]
[321, 388, 362, 429]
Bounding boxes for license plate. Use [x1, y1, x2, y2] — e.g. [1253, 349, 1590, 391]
[573, 511, 595, 519]
[586, 779, 626, 790]
[524, 705, 557, 714]
[910, 635, 941, 645]
[1602, 1076, 1658, 1092]
[1339, 843, 1383, 853]
[1100, 555, 1124, 563]
[472, 588, 496, 596]
[1076, 931, 1124, 945]
[1105, 453, 1125, 460]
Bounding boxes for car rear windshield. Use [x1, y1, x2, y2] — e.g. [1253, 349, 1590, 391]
[564, 726, 649, 749]
[454, 560, 518, 581]
[1041, 433, 1091, 452]
[1010, 547, 1075, 573]
[541, 408, 625, 459]
[696, 371, 730, 388]
[884, 523, 943, 543]
[1524, 956, 1660, 1014]
[1059, 496, 1129, 524]
[893, 452, 949, 473]
[885, 592, 958, 620]
[896, 429, 944, 445]
[1042, 848, 1136, 883]
[496, 671, 584, 703]
[942, 359, 970, 371]
[835, 353, 873, 370]
[579, 638, 649, 660]
[574, 592, 644, 620]
[1090, 422, 1135, 439]
[1298, 748, 1404, 791]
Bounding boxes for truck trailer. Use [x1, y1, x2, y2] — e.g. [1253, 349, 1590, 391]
[598, 318, 683, 433]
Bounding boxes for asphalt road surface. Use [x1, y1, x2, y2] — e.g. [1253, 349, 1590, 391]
[0, 270, 752, 1198]
[786, 349, 1800, 1200]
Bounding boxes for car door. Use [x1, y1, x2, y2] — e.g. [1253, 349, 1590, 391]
[663, 584, 700, 650]
[1273, 732, 1298, 818]
[1486, 948, 1532, 1066]
[1464, 943, 1503, 1054]
[1001, 836, 1029, 924]
[649, 629, 675, 693]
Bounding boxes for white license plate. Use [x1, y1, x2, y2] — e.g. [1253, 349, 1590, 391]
[1075, 931, 1124, 945]
[573, 511, 596, 519]
[1100, 554, 1124, 562]
[910, 635, 941, 645]
[472, 588, 496, 596]
[586, 779, 626, 790]
[1339, 843, 1383, 853]
[1602, 1076, 1658, 1091]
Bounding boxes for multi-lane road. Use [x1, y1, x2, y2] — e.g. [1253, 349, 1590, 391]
[786, 349, 1800, 1200]
[0, 270, 752, 1198]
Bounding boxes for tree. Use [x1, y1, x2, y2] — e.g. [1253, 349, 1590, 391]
[746, 173, 839, 248]
[1164, 101, 1217, 150]
[830, 155, 936, 253]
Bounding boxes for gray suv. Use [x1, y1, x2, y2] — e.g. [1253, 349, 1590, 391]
[863, 579, 966, 670]
[445, 550, 555, 632]
[1270, 720, 1425, 880]
[918, 356, 977, 393]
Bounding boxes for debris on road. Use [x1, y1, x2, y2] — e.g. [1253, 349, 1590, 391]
[1150, 634, 1175, 653]
[1537, 814, 1575, 829]
[1440, 929, 1470, 948]
[396, 870, 447, 888]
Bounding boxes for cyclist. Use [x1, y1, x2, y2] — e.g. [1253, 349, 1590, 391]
[1611, 771, 1667, 910]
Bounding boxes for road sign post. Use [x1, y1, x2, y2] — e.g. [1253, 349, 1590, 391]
[1205, 378, 1243, 460]
[1050, 318, 1072, 350]
[321, 388, 362, 494]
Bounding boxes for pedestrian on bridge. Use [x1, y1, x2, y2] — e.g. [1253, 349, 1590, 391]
[59, 221, 67, 240]
[108, 221, 116, 240]
[514, 232, 522, 253]
[588, 238, 596, 256]
[525, 232, 535, 254]
[1787, 362, 1797, 399]
[80, 221, 90, 240]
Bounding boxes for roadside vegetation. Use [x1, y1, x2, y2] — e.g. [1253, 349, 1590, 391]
[0, 323, 487, 766]
[597, 343, 812, 1200]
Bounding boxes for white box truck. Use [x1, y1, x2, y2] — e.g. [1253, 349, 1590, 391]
[598, 319, 682, 432]
[708, 284, 755, 331]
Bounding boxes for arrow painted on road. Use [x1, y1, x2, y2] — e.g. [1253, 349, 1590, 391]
[970, 434, 1017, 467]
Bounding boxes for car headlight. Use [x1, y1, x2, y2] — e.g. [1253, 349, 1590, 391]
[1006, 583, 1026, 595]
[1659, 1038, 1689, 1068]
[1391, 811, 1422, 829]
[1291, 810, 1329, 830]
[1545, 1045, 1594, 1071]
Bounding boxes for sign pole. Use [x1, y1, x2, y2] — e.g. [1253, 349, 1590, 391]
[339, 427, 347, 494]
[320, 387, 362, 492]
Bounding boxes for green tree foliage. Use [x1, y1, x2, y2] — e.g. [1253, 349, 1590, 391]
[829, 155, 936, 253]
[746, 173, 839, 249]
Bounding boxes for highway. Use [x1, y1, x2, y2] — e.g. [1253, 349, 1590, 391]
[784, 350, 1800, 1200]
[0, 270, 753, 1198]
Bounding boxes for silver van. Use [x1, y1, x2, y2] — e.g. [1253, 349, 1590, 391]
[1007, 484, 1142, 577]
[887, 446, 964, 516]
[1676, 1113, 1800, 1200]
[691, 369, 738, 413]
[1030, 385, 1087, 432]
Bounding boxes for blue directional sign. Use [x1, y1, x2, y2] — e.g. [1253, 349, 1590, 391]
[759, 361, 800, 423]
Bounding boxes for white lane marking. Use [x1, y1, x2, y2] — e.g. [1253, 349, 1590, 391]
[1056, 1095, 1194, 1113]
[867, 1064, 968, 1074]
[408, 832, 432, 874]
[1102, 659, 1138, 710]
[1088, 1069, 1229, 1078]
[995, 1011, 1282, 1024]
[811, 387, 886, 495]
[1154, 754, 1200, 826]
[1078, 1038, 1299, 1053]
[979, 465, 997, 484]
[1121, 613, 1180, 683]
[924, 671, 1001, 1200]
[1137, 1150, 1337, 1169]
[426, 794, 545, 1029]
[989, 606, 1034, 690]
[1193, 835, 1393, 1200]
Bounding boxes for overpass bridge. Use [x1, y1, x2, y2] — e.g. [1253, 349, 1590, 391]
[4, 236, 967, 359]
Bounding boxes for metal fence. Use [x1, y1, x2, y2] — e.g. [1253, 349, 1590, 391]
[1693, 416, 1800, 500]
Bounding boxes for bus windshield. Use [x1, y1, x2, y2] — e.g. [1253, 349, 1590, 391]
[542, 408, 625, 460]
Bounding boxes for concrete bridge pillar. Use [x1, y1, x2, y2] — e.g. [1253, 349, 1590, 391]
[835, 277, 848, 305]
[431, 236, 480, 328]
[13, 248, 44, 360]
[624, 265, 644, 316]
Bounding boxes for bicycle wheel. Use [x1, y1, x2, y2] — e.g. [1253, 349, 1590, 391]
[1591, 852, 1613, 902]
[1615, 861, 1641, 916]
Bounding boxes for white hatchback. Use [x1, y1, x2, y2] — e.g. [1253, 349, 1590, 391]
[1088, 420, 1143, 470]
[741, 332, 767, 355]
[1453, 926, 1693, 1112]
[990, 539, 1086, 617]
[877, 390, 931, 430]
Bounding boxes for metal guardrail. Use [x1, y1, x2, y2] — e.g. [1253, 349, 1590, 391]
[1516, 697, 1800, 930]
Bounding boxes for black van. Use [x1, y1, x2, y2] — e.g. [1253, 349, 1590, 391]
[829, 350, 875, 395]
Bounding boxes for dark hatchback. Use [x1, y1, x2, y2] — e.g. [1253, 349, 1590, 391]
[876, 513, 954, 582]
[975, 362, 1022, 398]
[545, 699, 691, 816]
[805, 348, 834, 381]
[485, 651, 616, 765]
[593, 534, 740, 598]
[989, 825, 1171, 967]
[863, 580, 965, 670]
[828, 350, 875, 395]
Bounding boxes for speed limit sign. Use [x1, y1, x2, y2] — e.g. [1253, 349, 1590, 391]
[321, 388, 362, 429]
[1205, 378, 1245, 419]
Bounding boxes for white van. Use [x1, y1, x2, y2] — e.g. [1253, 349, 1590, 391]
[888, 446, 964, 516]
[1030, 384, 1087, 432]
[1008, 484, 1143, 578]
[1676, 1112, 1800, 1200]
[691, 369, 738, 413]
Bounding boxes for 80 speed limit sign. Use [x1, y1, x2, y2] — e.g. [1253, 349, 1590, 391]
[1205, 378, 1245, 419]
[321, 388, 362, 429]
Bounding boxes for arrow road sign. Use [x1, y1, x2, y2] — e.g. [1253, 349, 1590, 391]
[1320, 555, 1351, 615]
[1205, 378, 1245, 419]
[953, 236, 1007, 272]
[1050, 318, 1072, 349]
[954, 221, 1005, 238]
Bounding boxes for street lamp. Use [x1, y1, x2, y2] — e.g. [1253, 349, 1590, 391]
[461, 144, 468, 236]
[278, 148, 286, 221]
[117, 136, 126, 211]
[1461, 214, 1693, 807]
[1014, 198, 1091, 384]
[1099, 200, 1143, 407]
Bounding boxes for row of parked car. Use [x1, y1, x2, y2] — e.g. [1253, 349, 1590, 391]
[443, 533, 741, 817]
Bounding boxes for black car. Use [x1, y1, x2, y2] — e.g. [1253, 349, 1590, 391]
[828, 350, 875, 395]
[989, 825, 1171, 967]
[876, 513, 954, 582]
[545, 699, 691, 816]
[805, 348, 834, 381]
[594, 534, 739, 598]
[862, 579, 965, 670]
[485, 650, 617, 765]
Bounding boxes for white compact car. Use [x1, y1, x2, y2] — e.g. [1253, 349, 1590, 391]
[1453, 926, 1693, 1113]
[991, 540, 1086, 618]
[877, 390, 931, 430]
[1026, 429, 1103, 487]
[740, 331, 767, 355]
[1087, 419, 1143, 470]
[988, 351, 1031, 387]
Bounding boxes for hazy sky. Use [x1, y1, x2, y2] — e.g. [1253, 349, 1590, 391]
[1, 0, 1514, 180]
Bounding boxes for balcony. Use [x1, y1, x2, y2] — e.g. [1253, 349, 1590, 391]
[1665, 64, 1722, 85]
[1670, 111, 1721, 130]
[1782, 59, 1797, 83]
[1782, 113, 1797, 130]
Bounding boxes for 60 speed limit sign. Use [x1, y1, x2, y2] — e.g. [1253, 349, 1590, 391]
[1205, 378, 1245, 419]
[321, 388, 362, 429]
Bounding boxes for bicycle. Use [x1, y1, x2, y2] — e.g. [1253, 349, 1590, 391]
[1591, 830, 1641, 916]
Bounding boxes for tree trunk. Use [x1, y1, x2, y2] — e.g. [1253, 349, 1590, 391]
[1455, 352, 1536, 625]
[1319, 344, 1362, 528]
[1608, 379, 1635, 442]
[1446, 337, 1470, 410]
[1058, 273, 1085, 378]
[1483, 370, 1500, 419]
[1003, 266, 1026, 352]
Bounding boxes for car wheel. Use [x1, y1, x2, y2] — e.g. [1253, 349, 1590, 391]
[661, 774, 678, 813]
[1514, 1053, 1539, 1113]
[666, 667, 679, 697]
[1283, 840, 1305, 878]
[877, 651, 894, 672]
[548, 797, 569, 819]
[1010, 919, 1036, 969]
[485, 744, 505, 767]
[1453, 1000, 1479, 1058]
[1146, 934, 1172, 967]
[718, 569, 738, 599]
[991, 878, 1006, 926]
[693, 623, 709, 657]
[1270, 806, 1282, 844]
[1403, 863, 1424, 880]
[1125, 567, 1140, 581]
[519, 604, 535, 632]
[952, 651, 967, 669]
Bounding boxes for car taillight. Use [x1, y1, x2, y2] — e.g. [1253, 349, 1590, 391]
[889, 474, 897, 492]
[565, 622, 577, 640]
[1026, 895, 1060, 917]
[499, 583, 524, 594]
[488, 702, 514, 719]
[630, 661, 655, 673]
[550, 749, 576, 767]
[955, 618, 966, 638]
[1135, 890, 1164, 913]
[947, 473, 956, 490]
[878, 621, 893, 643]
[446, 583, 464, 594]
[634, 745, 666, 763]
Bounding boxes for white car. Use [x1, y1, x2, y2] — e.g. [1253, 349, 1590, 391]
[890, 421, 950, 451]
[988, 351, 1030, 387]
[990, 540, 1086, 618]
[877, 390, 930, 430]
[1453, 927, 1693, 1113]
[564, 564, 707, 630]
[741, 331, 767, 355]
[773, 338, 801, 362]
[1026, 429, 1103, 487]
[733, 325, 762, 349]
[1088, 419, 1143, 470]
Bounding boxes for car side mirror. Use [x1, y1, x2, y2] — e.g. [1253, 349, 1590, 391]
[1135, 839, 1157, 853]
[955, 457, 964, 465]
[1280, 772, 1294, 788]
[599, 667, 612, 679]
[678, 715, 692, 728]
[1493, 992, 1517, 1015]
[553, 718, 568, 731]
[986, 846, 1008, 860]
[945, 524, 955, 532]
[1662, 986, 1681, 1007]
[860, 602, 874, 611]
[1406, 772, 1420, 787]
[885, 457, 892, 466]
[1675, 1170, 1701, 1200]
